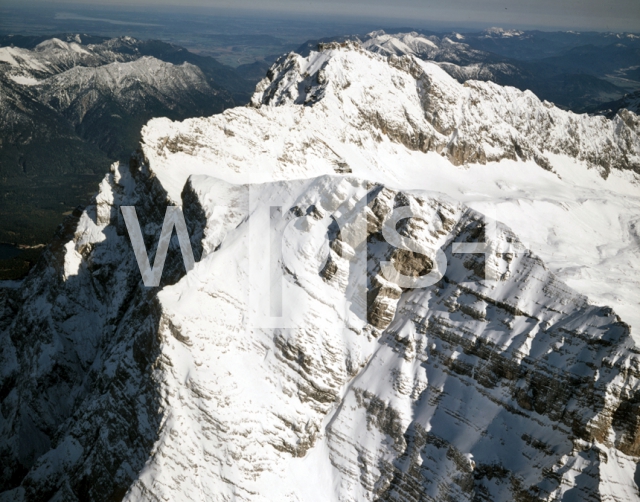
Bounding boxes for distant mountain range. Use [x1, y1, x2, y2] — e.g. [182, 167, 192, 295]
[0, 34, 254, 174]
[0, 34, 254, 259]
[588, 90, 640, 117]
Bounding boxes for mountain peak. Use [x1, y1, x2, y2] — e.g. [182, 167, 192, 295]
[482, 27, 525, 37]
[33, 37, 89, 55]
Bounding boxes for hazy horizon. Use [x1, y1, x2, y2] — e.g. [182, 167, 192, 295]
[1, 0, 639, 33]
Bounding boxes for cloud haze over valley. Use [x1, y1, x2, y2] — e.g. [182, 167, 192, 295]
[2, 0, 640, 31]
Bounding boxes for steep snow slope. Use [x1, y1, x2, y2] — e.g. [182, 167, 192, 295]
[2, 164, 640, 501]
[141, 43, 640, 339]
[1, 41, 640, 502]
[126, 175, 640, 502]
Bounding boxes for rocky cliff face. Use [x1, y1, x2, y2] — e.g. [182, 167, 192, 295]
[1, 43, 640, 501]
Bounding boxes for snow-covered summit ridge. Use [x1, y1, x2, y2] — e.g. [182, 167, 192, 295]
[361, 30, 440, 56]
[336, 30, 640, 115]
[359, 29, 491, 64]
[252, 42, 640, 175]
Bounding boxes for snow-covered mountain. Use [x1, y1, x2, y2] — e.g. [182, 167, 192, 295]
[1, 41, 640, 501]
[0, 36, 138, 80]
[33, 56, 229, 156]
[143, 41, 640, 337]
[0, 34, 253, 96]
[360, 30, 497, 65]
[255, 43, 638, 173]
[0, 51, 230, 174]
[37, 56, 215, 114]
[308, 30, 635, 112]
[300, 30, 523, 85]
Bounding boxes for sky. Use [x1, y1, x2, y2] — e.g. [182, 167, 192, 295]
[197, 0, 639, 32]
[5, 0, 640, 32]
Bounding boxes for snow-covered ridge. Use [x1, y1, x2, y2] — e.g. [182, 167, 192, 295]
[0, 36, 230, 158]
[359, 30, 497, 66]
[361, 30, 440, 57]
[35, 57, 214, 119]
[357, 29, 531, 98]
[481, 27, 526, 38]
[39, 56, 207, 92]
[254, 42, 639, 174]
[0, 36, 136, 79]
[347, 30, 640, 115]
